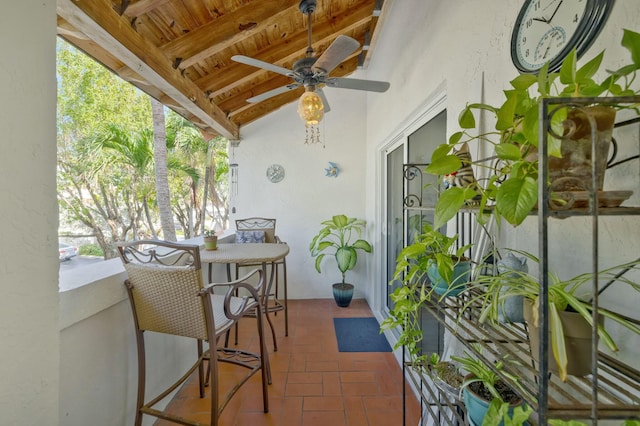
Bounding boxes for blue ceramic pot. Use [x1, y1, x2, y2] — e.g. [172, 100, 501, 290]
[332, 283, 354, 307]
[427, 259, 470, 297]
[463, 379, 525, 426]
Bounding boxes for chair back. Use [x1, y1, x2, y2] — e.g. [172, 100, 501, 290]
[118, 240, 209, 341]
[235, 217, 277, 243]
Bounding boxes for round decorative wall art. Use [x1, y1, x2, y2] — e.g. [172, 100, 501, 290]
[266, 164, 285, 183]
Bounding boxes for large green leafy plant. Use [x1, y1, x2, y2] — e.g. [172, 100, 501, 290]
[309, 214, 372, 287]
[426, 28, 640, 228]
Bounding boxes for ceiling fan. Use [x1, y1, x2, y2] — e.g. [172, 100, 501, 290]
[231, 0, 390, 113]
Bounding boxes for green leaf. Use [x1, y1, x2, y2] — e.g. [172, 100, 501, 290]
[548, 136, 562, 159]
[336, 246, 356, 273]
[332, 214, 348, 228]
[576, 51, 604, 82]
[495, 177, 538, 226]
[449, 131, 464, 145]
[496, 91, 518, 130]
[314, 254, 325, 273]
[495, 143, 522, 161]
[483, 398, 506, 426]
[431, 143, 454, 161]
[621, 28, 640, 66]
[459, 106, 476, 128]
[559, 50, 577, 85]
[521, 105, 539, 148]
[425, 155, 461, 175]
[352, 239, 372, 253]
[434, 187, 467, 229]
[549, 302, 568, 382]
[537, 62, 551, 96]
[510, 73, 537, 90]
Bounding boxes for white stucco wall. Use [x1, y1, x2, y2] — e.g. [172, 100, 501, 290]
[0, 1, 60, 424]
[232, 89, 370, 300]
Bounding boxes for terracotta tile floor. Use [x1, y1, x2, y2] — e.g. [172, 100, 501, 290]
[156, 299, 421, 426]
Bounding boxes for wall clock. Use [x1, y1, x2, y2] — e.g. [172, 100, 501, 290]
[511, 0, 614, 73]
[266, 164, 285, 183]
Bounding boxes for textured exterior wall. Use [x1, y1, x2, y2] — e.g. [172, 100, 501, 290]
[0, 1, 60, 424]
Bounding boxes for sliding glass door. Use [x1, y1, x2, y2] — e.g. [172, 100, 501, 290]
[384, 110, 446, 313]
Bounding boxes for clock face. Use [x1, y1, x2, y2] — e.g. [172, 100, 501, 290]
[511, 0, 614, 73]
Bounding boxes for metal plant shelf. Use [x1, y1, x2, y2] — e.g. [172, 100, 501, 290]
[404, 360, 470, 426]
[419, 288, 640, 420]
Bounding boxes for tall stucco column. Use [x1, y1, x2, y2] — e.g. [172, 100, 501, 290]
[0, 2, 60, 424]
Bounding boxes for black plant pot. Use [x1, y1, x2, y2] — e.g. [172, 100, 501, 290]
[332, 283, 354, 307]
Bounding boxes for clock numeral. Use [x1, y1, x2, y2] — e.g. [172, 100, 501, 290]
[525, 48, 530, 58]
[522, 36, 527, 44]
[573, 13, 578, 23]
[526, 18, 533, 28]
[533, 0, 541, 11]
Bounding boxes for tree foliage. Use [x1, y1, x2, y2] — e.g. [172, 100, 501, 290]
[56, 39, 229, 258]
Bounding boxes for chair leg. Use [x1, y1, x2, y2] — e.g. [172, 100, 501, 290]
[282, 259, 288, 337]
[197, 339, 205, 398]
[134, 330, 146, 426]
[255, 301, 271, 405]
[264, 262, 278, 352]
[208, 344, 220, 426]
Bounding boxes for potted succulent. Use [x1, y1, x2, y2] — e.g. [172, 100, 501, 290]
[426, 28, 640, 228]
[451, 351, 531, 426]
[469, 252, 640, 382]
[309, 214, 372, 307]
[203, 229, 218, 251]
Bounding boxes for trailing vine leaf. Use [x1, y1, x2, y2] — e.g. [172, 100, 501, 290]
[495, 177, 537, 226]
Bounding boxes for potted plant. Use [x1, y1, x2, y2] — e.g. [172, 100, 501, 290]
[451, 351, 531, 426]
[393, 222, 472, 298]
[309, 214, 372, 307]
[203, 229, 218, 251]
[426, 28, 640, 228]
[469, 252, 640, 382]
[381, 223, 471, 363]
[426, 352, 464, 402]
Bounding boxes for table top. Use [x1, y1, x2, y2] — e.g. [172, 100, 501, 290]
[199, 243, 289, 264]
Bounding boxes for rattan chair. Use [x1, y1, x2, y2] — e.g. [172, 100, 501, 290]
[234, 217, 289, 339]
[118, 240, 268, 426]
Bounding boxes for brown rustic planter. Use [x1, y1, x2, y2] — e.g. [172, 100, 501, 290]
[548, 105, 616, 192]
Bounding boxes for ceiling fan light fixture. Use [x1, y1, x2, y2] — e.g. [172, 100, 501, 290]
[297, 88, 324, 125]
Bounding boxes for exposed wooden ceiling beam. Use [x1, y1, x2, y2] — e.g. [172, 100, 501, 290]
[161, 0, 299, 70]
[120, 0, 171, 18]
[57, 0, 239, 139]
[198, 6, 373, 97]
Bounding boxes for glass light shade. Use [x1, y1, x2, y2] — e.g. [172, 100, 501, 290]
[297, 90, 324, 125]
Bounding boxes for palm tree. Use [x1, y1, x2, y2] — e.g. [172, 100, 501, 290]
[151, 98, 177, 241]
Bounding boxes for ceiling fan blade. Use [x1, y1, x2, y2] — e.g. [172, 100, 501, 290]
[312, 35, 360, 75]
[247, 83, 300, 103]
[317, 88, 331, 113]
[231, 55, 293, 77]
[325, 77, 390, 93]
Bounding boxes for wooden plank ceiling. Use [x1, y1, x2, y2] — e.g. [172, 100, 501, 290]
[56, 0, 385, 140]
